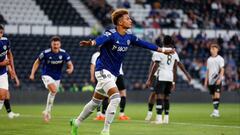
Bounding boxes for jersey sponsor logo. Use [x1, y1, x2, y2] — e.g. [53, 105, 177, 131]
[0, 50, 7, 57]
[48, 60, 63, 64]
[116, 41, 120, 44]
[112, 45, 128, 52]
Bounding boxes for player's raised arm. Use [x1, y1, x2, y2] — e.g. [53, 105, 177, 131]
[80, 30, 113, 47]
[131, 35, 174, 54]
[29, 58, 40, 80]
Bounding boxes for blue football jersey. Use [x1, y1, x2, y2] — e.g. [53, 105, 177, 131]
[38, 48, 71, 80]
[95, 28, 158, 76]
[0, 37, 10, 75]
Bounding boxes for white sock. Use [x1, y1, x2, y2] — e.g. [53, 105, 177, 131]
[148, 111, 153, 115]
[103, 94, 121, 132]
[0, 100, 4, 110]
[119, 112, 124, 116]
[76, 98, 102, 126]
[45, 92, 55, 112]
[156, 115, 162, 121]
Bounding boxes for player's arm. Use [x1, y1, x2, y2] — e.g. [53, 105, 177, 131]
[0, 59, 10, 66]
[29, 58, 40, 80]
[146, 61, 159, 88]
[66, 61, 74, 75]
[172, 60, 177, 91]
[177, 61, 192, 83]
[204, 69, 209, 87]
[90, 63, 96, 84]
[80, 31, 112, 47]
[131, 36, 174, 54]
[7, 50, 16, 79]
[7, 65, 20, 87]
[216, 67, 224, 85]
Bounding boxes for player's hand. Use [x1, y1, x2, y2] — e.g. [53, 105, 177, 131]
[14, 76, 20, 87]
[187, 75, 192, 83]
[0, 59, 10, 66]
[90, 77, 96, 84]
[29, 74, 35, 80]
[171, 84, 176, 92]
[66, 68, 73, 74]
[9, 70, 16, 80]
[145, 79, 152, 88]
[216, 79, 221, 85]
[163, 49, 175, 55]
[204, 80, 208, 88]
[79, 40, 93, 46]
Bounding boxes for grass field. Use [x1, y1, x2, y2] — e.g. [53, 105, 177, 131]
[0, 103, 239, 135]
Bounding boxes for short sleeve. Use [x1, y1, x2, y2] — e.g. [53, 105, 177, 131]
[152, 52, 161, 62]
[38, 52, 44, 61]
[64, 52, 71, 62]
[219, 57, 224, 68]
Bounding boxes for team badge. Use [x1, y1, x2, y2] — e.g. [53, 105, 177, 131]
[127, 40, 130, 45]
[49, 57, 52, 59]
[3, 45, 7, 50]
[59, 55, 62, 59]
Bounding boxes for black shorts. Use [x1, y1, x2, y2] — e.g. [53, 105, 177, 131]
[155, 81, 173, 95]
[116, 75, 126, 91]
[208, 84, 221, 95]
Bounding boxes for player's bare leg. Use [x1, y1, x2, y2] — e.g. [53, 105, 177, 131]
[0, 89, 7, 111]
[42, 83, 57, 122]
[145, 92, 155, 121]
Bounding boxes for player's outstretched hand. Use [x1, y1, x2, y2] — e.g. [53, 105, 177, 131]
[79, 40, 93, 46]
[171, 84, 176, 92]
[14, 75, 20, 87]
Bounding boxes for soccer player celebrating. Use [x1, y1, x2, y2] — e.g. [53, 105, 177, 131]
[0, 25, 19, 118]
[204, 43, 224, 117]
[70, 9, 174, 135]
[29, 36, 74, 122]
[91, 51, 130, 121]
[145, 35, 181, 124]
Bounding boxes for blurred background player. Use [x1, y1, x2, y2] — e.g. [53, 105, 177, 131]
[145, 36, 192, 121]
[70, 8, 174, 135]
[145, 35, 184, 124]
[91, 51, 130, 121]
[204, 43, 224, 117]
[0, 25, 20, 119]
[29, 36, 74, 122]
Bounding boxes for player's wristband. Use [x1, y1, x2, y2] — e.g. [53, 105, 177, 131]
[172, 82, 175, 84]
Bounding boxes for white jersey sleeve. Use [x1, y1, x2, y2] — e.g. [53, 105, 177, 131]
[119, 64, 124, 75]
[90, 52, 100, 65]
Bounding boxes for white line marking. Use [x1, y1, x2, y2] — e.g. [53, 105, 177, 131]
[1, 114, 239, 129]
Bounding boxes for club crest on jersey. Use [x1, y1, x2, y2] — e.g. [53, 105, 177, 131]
[49, 57, 52, 59]
[127, 40, 130, 45]
[3, 45, 7, 50]
[59, 55, 62, 60]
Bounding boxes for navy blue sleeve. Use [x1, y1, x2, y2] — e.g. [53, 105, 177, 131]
[64, 52, 71, 62]
[7, 39, 11, 50]
[95, 30, 113, 46]
[38, 51, 45, 61]
[131, 35, 158, 51]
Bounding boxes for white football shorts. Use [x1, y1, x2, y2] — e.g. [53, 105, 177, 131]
[42, 75, 60, 89]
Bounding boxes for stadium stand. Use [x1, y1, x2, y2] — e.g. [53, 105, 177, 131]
[0, 0, 52, 25]
[35, 0, 88, 26]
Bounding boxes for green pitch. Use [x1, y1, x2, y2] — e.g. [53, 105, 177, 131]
[0, 103, 239, 135]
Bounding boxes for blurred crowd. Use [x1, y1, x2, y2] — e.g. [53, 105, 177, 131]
[143, 0, 239, 29]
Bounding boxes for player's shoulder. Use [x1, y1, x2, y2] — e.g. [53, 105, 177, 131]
[217, 55, 224, 60]
[43, 48, 51, 54]
[93, 51, 100, 56]
[1, 37, 8, 40]
[60, 48, 66, 53]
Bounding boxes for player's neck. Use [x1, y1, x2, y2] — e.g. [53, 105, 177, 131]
[116, 26, 127, 36]
[211, 54, 218, 57]
[51, 49, 60, 53]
